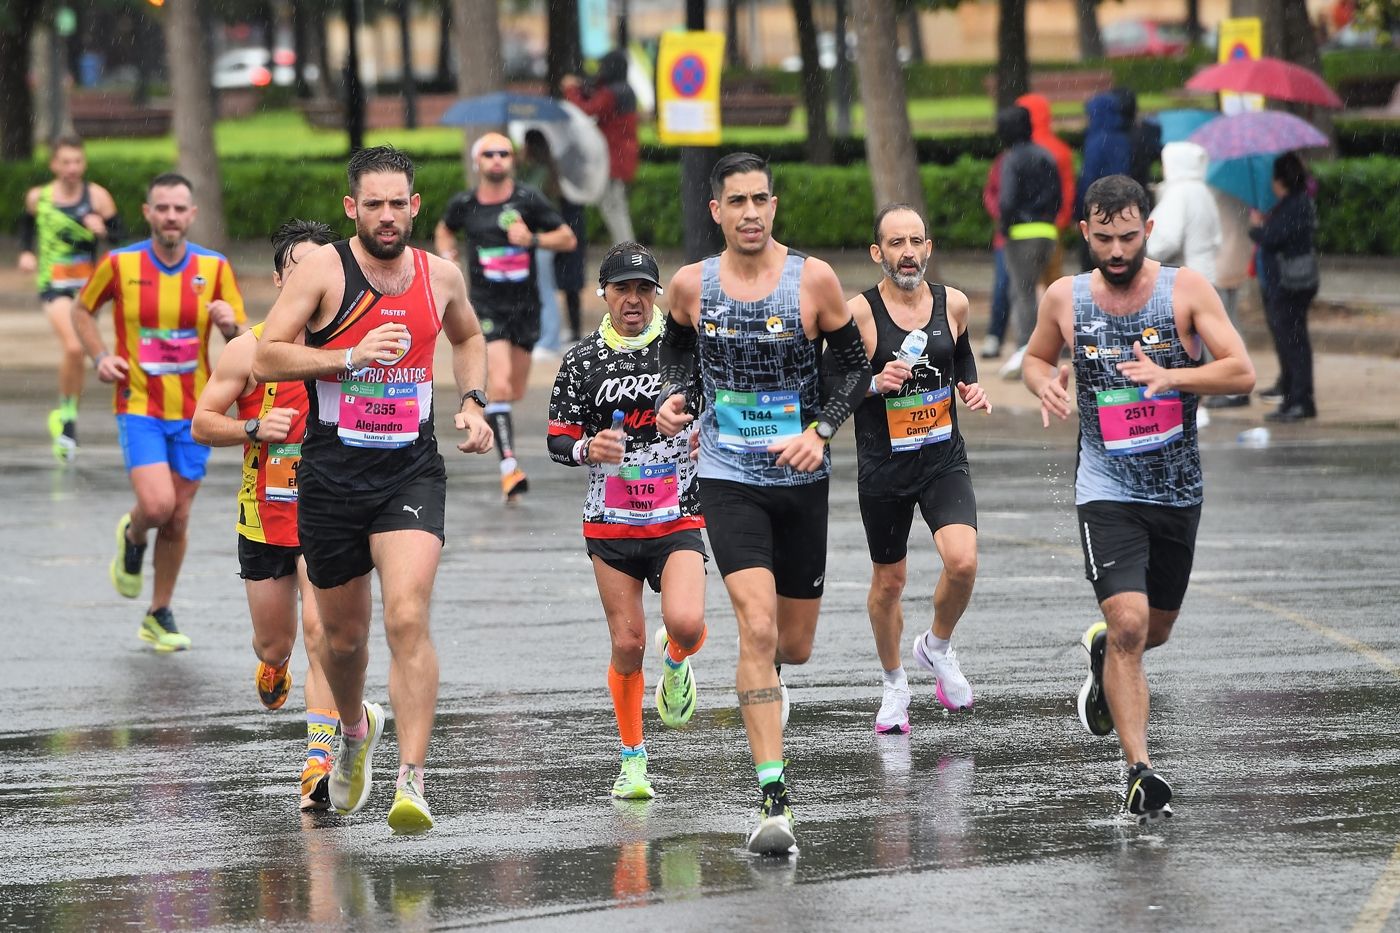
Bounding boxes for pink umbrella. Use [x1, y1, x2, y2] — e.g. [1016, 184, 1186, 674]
[1186, 56, 1344, 109]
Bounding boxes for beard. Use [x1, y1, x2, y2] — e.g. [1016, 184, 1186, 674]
[881, 254, 928, 291]
[1095, 247, 1145, 287]
[358, 219, 411, 260]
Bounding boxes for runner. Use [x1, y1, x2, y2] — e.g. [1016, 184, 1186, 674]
[17, 135, 120, 463]
[434, 132, 577, 501]
[254, 145, 494, 835]
[547, 242, 708, 800]
[73, 172, 245, 652]
[192, 219, 340, 810]
[1022, 175, 1254, 821]
[655, 152, 872, 854]
[849, 204, 992, 735]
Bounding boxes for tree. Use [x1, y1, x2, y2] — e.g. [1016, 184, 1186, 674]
[452, 0, 504, 176]
[1075, 0, 1104, 60]
[995, 0, 1029, 110]
[547, 0, 581, 93]
[0, 0, 42, 161]
[165, 0, 227, 248]
[792, 0, 832, 164]
[851, 0, 924, 220]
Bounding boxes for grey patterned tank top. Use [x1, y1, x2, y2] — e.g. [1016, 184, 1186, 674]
[696, 251, 828, 486]
[1073, 267, 1202, 506]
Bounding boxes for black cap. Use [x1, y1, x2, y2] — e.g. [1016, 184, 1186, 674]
[598, 246, 663, 291]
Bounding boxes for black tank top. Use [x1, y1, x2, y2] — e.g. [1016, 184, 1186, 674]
[853, 282, 968, 495]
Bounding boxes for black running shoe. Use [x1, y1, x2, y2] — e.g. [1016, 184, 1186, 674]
[1077, 621, 1114, 736]
[747, 781, 796, 855]
[1125, 762, 1173, 821]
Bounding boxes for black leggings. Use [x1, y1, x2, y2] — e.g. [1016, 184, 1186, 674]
[1263, 285, 1317, 409]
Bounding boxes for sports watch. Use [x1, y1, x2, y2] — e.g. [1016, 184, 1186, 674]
[460, 389, 488, 410]
[812, 420, 836, 442]
[244, 418, 261, 441]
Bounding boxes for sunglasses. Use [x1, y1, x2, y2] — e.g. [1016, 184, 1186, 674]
[480, 149, 512, 159]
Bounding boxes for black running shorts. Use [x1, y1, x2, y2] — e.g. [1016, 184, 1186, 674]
[40, 286, 79, 303]
[1076, 500, 1201, 611]
[699, 477, 829, 600]
[237, 537, 301, 581]
[585, 528, 707, 593]
[859, 467, 978, 565]
[298, 464, 447, 590]
[475, 302, 539, 352]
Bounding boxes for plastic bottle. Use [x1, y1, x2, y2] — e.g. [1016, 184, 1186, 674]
[603, 409, 626, 476]
[1236, 426, 1270, 448]
[895, 329, 927, 365]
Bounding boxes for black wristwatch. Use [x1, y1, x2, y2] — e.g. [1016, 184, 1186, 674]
[244, 418, 261, 441]
[460, 389, 488, 410]
[813, 420, 836, 442]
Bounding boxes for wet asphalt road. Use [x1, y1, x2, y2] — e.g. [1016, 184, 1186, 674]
[3, 383, 1400, 933]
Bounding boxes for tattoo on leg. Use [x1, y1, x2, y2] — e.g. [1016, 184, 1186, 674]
[737, 686, 784, 706]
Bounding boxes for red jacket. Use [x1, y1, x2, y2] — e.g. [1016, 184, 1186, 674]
[563, 85, 639, 183]
[1016, 93, 1075, 231]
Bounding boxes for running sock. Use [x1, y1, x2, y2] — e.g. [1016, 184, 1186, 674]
[484, 402, 515, 464]
[306, 709, 338, 763]
[664, 623, 708, 667]
[926, 633, 951, 656]
[756, 760, 785, 790]
[58, 396, 77, 422]
[607, 665, 645, 748]
[341, 713, 368, 743]
[396, 763, 425, 790]
[883, 666, 908, 689]
[621, 741, 647, 760]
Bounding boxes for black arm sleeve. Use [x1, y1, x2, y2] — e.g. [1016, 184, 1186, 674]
[817, 317, 873, 433]
[656, 313, 698, 410]
[547, 432, 580, 466]
[103, 214, 125, 246]
[953, 328, 978, 385]
[18, 212, 36, 253]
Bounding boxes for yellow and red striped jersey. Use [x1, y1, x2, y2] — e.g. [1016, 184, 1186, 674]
[79, 239, 246, 421]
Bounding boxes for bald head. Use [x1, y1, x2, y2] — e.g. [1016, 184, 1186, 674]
[472, 133, 515, 184]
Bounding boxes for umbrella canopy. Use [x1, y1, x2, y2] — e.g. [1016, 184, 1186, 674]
[1185, 57, 1344, 109]
[508, 101, 611, 205]
[1206, 155, 1278, 211]
[440, 92, 570, 126]
[1186, 110, 1329, 162]
[1156, 108, 1220, 144]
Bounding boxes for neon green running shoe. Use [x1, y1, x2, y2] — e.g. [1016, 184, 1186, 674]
[47, 409, 77, 464]
[387, 767, 435, 835]
[747, 781, 797, 856]
[110, 513, 145, 599]
[611, 754, 655, 800]
[654, 629, 698, 728]
[138, 607, 191, 653]
[329, 701, 385, 815]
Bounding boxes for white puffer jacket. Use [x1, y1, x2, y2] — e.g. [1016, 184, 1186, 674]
[1147, 141, 1222, 285]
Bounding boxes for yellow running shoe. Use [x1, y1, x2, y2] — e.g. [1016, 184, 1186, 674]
[654, 629, 697, 728]
[610, 754, 655, 800]
[110, 514, 145, 599]
[387, 767, 435, 835]
[255, 660, 293, 710]
[48, 409, 77, 464]
[329, 701, 385, 815]
[138, 607, 191, 652]
[300, 758, 333, 811]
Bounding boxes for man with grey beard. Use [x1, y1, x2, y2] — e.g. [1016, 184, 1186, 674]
[845, 204, 991, 736]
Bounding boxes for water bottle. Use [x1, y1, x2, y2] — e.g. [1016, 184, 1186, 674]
[1236, 427, 1270, 448]
[895, 329, 927, 366]
[603, 409, 626, 476]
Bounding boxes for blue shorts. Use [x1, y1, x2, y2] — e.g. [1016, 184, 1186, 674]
[116, 414, 211, 481]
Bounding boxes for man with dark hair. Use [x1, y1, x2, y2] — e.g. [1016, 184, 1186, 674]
[848, 204, 991, 735]
[193, 219, 340, 811]
[73, 172, 245, 653]
[17, 135, 120, 463]
[255, 145, 495, 834]
[434, 132, 577, 501]
[656, 150, 872, 855]
[1022, 174, 1254, 822]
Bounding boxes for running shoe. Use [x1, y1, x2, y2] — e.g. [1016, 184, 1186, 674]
[875, 680, 911, 734]
[1125, 762, 1173, 822]
[654, 629, 697, 728]
[329, 701, 385, 815]
[300, 758, 332, 811]
[110, 513, 145, 599]
[611, 754, 655, 800]
[138, 607, 190, 652]
[255, 659, 292, 710]
[998, 345, 1026, 381]
[746, 782, 796, 856]
[979, 334, 1002, 359]
[48, 409, 77, 464]
[502, 467, 529, 501]
[1077, 621, 1114, 736]
[387, 767, 435, 835]
[912, 632, 974, 711]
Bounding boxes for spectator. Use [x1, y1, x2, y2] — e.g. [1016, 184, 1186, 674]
[1075, 91, 1132, 271]
[1114, 87, 1163, 196]
[517, 129, 566, 356]
[1204, 188, 1254, 408]
[1017, 92, 1076, 292]
[1146, 142, 1221, 283]
[561, 50, 638, 246]
[980, 152, 1011, 359]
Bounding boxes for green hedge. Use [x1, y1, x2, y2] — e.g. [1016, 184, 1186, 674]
[2, 153, 1396, 255]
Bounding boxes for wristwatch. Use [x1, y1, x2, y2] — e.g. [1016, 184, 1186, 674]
[460, 388, 488, 410]
[244, 418, 261, 441]
[812, 420, 836, 442]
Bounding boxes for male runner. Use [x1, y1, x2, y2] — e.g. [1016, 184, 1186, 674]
[849, 204, 991, 735]
[17, 135, 120, 462]
[656, 152, 872, 854]
[434, 132, 577, 501]
[1022, 175, 1254, 820]
[74, 172, 245, 652]
[254, 146, 494, 835]
[547, 242, 708, 800]
[192, 219, 340, 810]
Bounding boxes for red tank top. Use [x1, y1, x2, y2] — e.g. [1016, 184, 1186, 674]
[235, 338, 308, 546]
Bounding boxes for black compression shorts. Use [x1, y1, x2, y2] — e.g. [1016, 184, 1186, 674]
[859, 467, 978, 565]
[699, 477, 829, 600]
[237, 537, 302, 581]
[475, 302, 540, 352]
[585, 529, 707, 593]
[1077, 500, 1201, 611]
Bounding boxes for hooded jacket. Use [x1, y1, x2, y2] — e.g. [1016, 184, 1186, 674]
[1015, 93, 1075, 230]
[1146, 142, 1222, 284]
[562, 51, 639, 183]
[996, 105, 1061, 236]
[1075, 92, 1132, 222]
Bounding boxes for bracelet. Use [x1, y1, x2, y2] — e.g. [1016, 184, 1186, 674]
[576, 437, 591, 465]
[93, 351, 109, 370]
[344, 347, 355, 373]
[869, 376, 879, 396]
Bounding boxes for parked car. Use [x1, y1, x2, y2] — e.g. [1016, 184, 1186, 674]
[212, 47, 318, 89]
[1102, 20, 1189, 58]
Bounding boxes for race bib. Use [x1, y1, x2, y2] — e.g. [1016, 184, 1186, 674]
[1096, 387, 1183, 456]
[336, 380, 421, 448]
[885, 388, 952, 453]
[137, 327, 199, 375]
[49, 259, 94, 290]
[603, 462, 681, 526]
[478, 245, 530, 283]
[714, 388, 802, 451]
[264, 443, 301, 502]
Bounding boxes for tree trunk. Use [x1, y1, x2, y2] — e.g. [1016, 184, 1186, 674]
[832, 0, 854, 136]
[0, 0, 41, 160]
[725, 0, 742, 67]
[436, 0, 452, 87]
[791, 0, 832, 164]
[309, 1, 332, 97]
[166, 0, 226, 250]
[291, 0, 312, 98]
[452, 0, 505, 175]
[399, 0, 418, 128]
[996, 0, 1029, 110]
[547, 0, 581, 94]
[902, 0, 926, 64]
[852, 0, 924, 219]
[1076, 0, 1104, 60]
[1185, 0, 1203, 47]
[262, 1, 277, 59]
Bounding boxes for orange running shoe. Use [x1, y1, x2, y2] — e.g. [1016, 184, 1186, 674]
[255, 660, 292, 710]
[501, 467, 529, 502]
[300, 757, 333, 811]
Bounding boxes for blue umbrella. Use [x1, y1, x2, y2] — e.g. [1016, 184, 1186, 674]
[439, 92, 569, 126]
[1156, 109, 1218, 144]
[1206, 155, 1278, 211]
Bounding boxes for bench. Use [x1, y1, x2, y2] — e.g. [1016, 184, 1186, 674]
[69, 92, 171, 138]
[982, 69, 1114, 103]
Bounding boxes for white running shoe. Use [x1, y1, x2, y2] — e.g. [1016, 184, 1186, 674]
[913, 633, 974, 711]
[874, 680, 911, 734]
[980, 334, 1002, 359]
[998, 345, 1026, 381]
